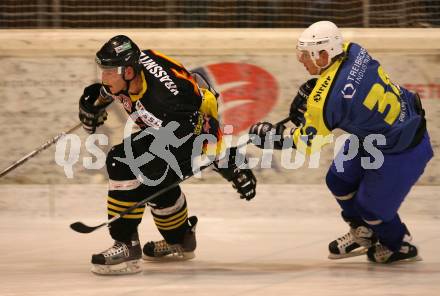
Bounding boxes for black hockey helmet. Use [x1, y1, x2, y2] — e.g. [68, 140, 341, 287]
[95, 35, 141, 72]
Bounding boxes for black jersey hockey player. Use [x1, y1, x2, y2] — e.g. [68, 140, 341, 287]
[78, 35, 257, 275]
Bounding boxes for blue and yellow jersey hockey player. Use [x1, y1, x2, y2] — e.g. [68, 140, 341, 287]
[249, 21, 433, 264]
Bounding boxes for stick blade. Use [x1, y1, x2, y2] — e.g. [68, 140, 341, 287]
[70, 221, 104, 234]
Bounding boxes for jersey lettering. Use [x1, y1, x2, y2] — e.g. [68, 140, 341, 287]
[134, 100, 163, 130]
[362, 66, 401, 125]
[139, 52, 179, 95]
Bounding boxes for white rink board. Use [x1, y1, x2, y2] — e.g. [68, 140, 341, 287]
[0, 29, 439, 185]
[0, 184, 439, 296]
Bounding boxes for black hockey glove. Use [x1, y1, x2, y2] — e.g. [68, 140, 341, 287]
[249, 122, 286, 149]
[79, 83, 112, 134]
[289, 78, 317, 126]
[213, 147, 257, 201]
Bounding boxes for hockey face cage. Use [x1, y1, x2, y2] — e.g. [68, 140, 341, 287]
[296, 37, 343, 69]
[96, 63, 124, 77]
[296, 40, 332, 69]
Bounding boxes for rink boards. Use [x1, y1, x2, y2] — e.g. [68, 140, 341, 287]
[0, 29, 439, 185]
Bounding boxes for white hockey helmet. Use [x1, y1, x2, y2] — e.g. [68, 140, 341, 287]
[297, 21, 343, 66]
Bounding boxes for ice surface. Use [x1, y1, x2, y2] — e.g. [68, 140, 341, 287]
[0, 184, 439, 296]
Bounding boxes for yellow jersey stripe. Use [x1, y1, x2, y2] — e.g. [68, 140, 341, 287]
[199, 88, 219, 120]
[107, 196, 138, 207]
[155, 216, 188, 230]
[107, 203, 145, 214]
[108, 210, 144, 219]
[129, 71, 147, 102]
[292, 57, 343, 155]
[154, 211, 188, 227]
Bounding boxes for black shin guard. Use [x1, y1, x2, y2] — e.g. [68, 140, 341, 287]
[149, 187, 190, 244]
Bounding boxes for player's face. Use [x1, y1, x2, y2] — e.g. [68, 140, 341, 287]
[99, 66, 126, 94]
[296, 50, 321, 75]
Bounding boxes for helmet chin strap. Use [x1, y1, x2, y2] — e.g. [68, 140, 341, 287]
[311, 50, 331, 75]
[311, 58, 322, 75]
[111, 66, 136, 97]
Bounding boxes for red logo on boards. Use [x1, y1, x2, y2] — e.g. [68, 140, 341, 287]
[192, 62, 278, 135]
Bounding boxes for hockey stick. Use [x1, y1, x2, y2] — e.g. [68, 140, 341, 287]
[70, 116, 292, 234]
[0, 123, 83, 178]
[276, 116, 291, 126]
[0, 95, 113, 179]
[70, 170, 204, 234]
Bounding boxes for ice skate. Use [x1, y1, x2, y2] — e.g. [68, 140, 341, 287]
[91, 232, 142, 275]
[367, 231, 422, 263]
[328, 221, 377, 259]
[143, 216, 197, 261]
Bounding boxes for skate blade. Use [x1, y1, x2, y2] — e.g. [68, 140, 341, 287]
[400, 255, 423, 263]
[142, 251, 195, 262]
[368, 255, 423, 264]
[390, 255, 423, 264]
[328, 248, 368, 260]
[412, 255, 423, 262]
[91, 260, 142, 275]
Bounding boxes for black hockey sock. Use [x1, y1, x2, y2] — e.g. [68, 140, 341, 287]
[107, 194, 145, 242]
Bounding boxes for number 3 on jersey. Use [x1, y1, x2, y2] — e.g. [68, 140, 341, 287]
[362, 66, 401, 125]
